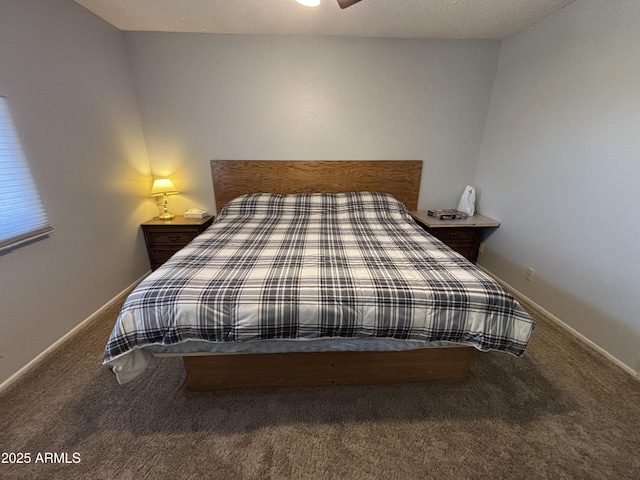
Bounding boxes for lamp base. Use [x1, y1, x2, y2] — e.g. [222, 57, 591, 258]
[157, 213, 175, 220]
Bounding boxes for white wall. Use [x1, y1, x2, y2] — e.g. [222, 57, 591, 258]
[475, 0, 640, 373]
[0, 0, 153, 383]
[123, 33, 500, 213]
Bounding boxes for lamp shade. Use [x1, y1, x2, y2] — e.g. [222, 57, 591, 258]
[150, 178, 178, 196]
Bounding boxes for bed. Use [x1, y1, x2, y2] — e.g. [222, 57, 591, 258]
[104, 160, 535, 391]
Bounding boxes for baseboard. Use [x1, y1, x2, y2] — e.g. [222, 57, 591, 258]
[477, 266, 639, 381]
[0, 271, 150, 395]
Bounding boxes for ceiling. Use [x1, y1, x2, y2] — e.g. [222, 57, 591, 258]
[73, 0, 576, 40]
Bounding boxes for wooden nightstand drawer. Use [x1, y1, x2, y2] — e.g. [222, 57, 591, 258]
[147, 230, 199, 246]
[150, 247, 183, 266]
[427, 228, 476, 243]
[141, 215, 214, 270]
[426, 228, 479, 262]
[429, 233, 478, 262]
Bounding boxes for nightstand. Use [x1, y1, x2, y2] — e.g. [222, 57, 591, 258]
[410, 211, 499, 263]
[141, 215, 214, 270]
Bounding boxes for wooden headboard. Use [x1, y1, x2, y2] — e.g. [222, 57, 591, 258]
[210, 160, 422, 211]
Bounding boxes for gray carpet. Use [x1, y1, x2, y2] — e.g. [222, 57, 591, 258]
[1, 297, 639, 480]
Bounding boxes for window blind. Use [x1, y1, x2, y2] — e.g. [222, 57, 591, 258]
[0, 97, 53, 251]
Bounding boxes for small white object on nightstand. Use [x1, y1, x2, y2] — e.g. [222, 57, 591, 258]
[184, 209, 208, 218]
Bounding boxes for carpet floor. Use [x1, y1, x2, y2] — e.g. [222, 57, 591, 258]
[1, 296, 639, 480]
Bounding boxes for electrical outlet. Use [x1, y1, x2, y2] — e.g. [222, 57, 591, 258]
[525, 267, 535, 282]
[478, 242, 485, 254]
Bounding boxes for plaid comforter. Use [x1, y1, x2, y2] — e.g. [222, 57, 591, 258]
[104, 192, 535, 384]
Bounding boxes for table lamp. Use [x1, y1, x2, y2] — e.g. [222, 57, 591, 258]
[150, 178, 178, 220]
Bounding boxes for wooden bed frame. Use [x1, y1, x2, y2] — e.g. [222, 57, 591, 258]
[179, 160, 474, 391]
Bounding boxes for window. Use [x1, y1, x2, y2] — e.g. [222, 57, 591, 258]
[0, 96, 53, 251]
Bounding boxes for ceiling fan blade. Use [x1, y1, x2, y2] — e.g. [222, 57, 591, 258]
[337, 0, 363, 9]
